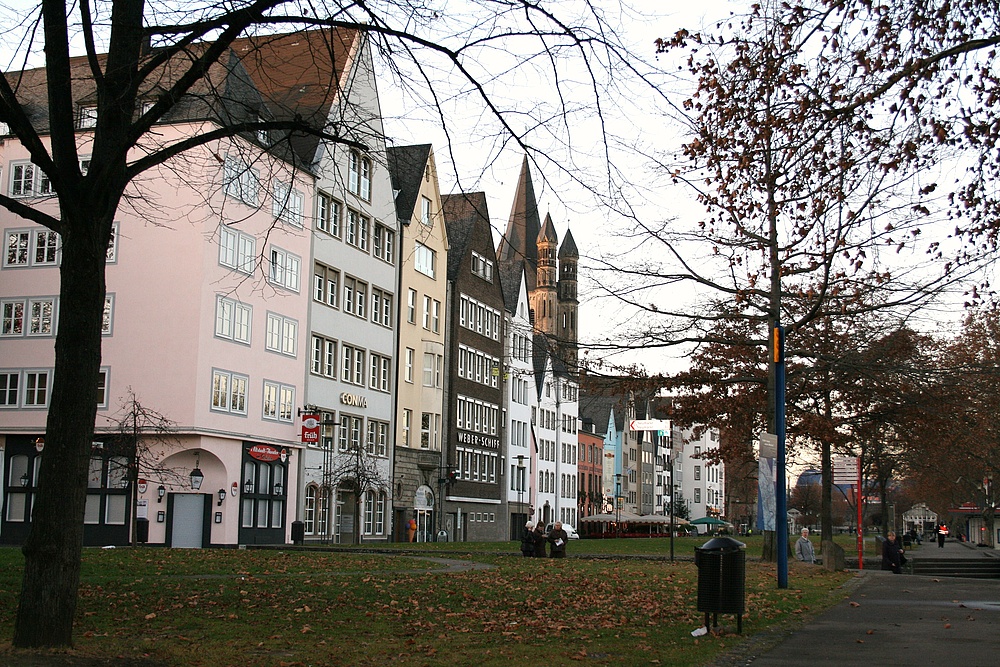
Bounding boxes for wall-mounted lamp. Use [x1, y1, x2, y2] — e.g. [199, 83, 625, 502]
[217, 488, 226, 506]
[20, 472, 29, 487]
[157, 485, 166, 502]
[120, 478, 129, 489]
[273, 481, 283, 496]
[189, 452, 204, 490]
[244, 478, 254, 495]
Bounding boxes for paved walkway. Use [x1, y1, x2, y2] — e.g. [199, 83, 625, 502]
[739, 539, 1000, 666]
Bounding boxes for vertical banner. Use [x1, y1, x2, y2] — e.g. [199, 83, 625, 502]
[758, 433, 777, 531]
[301, 413, 320, 446]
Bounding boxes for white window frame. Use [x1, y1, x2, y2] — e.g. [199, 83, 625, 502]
[23, 369, 51, 407]
[223, 155, 260, 207]
[316, 191, 342, 236]
[219, 226, 256, 274]
[1, 299, 25, 336]
[272, 181, 304, 226]
[0, 371, 19, 407]
[265, 313, 298, 357]
[211, 369, 248, 415]
[414, 242, 436, 278]
[27, 298, 56, 336]
[268, 247, 301, 291]
[262, 381, 295, 422]
[311, 334, 337, 378]
[215, 296, 252, 344]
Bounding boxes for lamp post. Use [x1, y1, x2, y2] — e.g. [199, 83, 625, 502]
[614, 473, 623, 537]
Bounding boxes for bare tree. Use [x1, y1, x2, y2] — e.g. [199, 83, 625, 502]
[1, 0, 648, 649]
[99, 388, 184, 547]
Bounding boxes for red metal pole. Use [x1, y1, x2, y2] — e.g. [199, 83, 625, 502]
[856, 458, 863, 570]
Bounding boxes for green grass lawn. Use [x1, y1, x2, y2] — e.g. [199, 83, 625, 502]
[0, 544, 855, 667]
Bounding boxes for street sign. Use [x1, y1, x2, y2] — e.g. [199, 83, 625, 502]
[832, 456, 860, 485]
[629, 419, 670, 431]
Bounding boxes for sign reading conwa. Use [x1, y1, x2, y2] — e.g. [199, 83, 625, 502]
[248, 444, 282, 462]
[628, 419, 671, 432]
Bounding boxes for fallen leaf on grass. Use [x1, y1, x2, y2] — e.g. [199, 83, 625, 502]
[849, 602, 860, 607]
[866, 630, 875, 635]
[856, 640, 864, 644]
[944, 623, 952, 629]
[144, 613, 156, 620]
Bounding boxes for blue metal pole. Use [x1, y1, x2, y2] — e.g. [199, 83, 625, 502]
[775, 323, 788, 589]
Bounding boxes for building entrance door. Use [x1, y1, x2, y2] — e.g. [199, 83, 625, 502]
[171, 494, 207, 548]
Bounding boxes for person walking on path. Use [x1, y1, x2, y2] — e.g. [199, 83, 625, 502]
[532, 521, 547, 557]
[937, 523, 948, 548]
[548, 521, 569, 558]
[795, 528, 816, 563]
[882, 531, 904, 574]
[520, 522, 535, 557]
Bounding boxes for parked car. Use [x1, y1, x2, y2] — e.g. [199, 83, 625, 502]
[544, 522, 580, 539]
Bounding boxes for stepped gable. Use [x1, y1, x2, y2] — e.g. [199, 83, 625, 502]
[386, 144, 432, 224]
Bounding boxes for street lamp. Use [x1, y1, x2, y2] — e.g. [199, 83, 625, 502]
[614, 473, 623, 537]
[189, 452, 204, 490]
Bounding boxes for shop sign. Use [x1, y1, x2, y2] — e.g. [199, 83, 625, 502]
[301, 413, 320, 445]
[340, 392, 367, 408]
[414, 485, 435, 510]
[248, 444, 281, 462]
[457, 431, 500, 449]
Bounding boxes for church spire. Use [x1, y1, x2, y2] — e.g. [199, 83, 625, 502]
[498, 155, 541, 289]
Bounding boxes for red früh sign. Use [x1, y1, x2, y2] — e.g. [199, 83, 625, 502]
[301, 413, 321, 445]
[248, 444, 282, 462]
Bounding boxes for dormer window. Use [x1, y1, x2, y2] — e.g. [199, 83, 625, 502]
[78, 106, 97, 129]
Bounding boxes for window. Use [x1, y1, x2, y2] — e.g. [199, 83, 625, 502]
[371, 288, 393, 327]
[694, 466, 701, 481]
[311, 334, 337, 378]
[5, 228, 61, 267]
[223, 155, 260, 206]
[215, 296, 252, 344]
[265, 313, 297, 357]
[422, 295, 431, 330]
[420, 196, 432, 226]
[271, 182, 304, 226]
[96, 368, 109, 409]
[1, 300, 24, 336]
[366, 420, 389, 456]
[11, 163, 33, 197]
[313, 263, 339, 308]
[471, 251, 493, 282]
[78, 105, 98, 128]
[421, 412, 431, 449]
[219, 226, 255, 274]
[694, 488, 702, 504]
[211, 369, 248, 414]
[268, 247, 300, 291]
[27, 298, 55, 336]
[414, 243, 436, 278]
[102, 295, 114, 335]
[349, 151, 372, 200]
[0, 372, 19, 406]
[21, 370, 49, 407]
[404, 348, 414, 383]
[316, 192, 342, 237]
[341, 344, 365, 385]
[105, 223, 118, 263]
[407, 289, 416, 324]
[402, 409, 412, 446]
[423, 353, 435, 387]
[33, 230, 58, 265]
[343, 277, 367, 318]
[338, 414, 363, 452]
[369, 353, 391, 392]
[432, 300, 441, 333]
[346, 209, 370, 251]
[373, 223, 394, 263]
[262, 381, 295, 422]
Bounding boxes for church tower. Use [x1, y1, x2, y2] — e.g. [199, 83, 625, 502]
[534, 214, 559, 336]
[557, 229, 579, 371]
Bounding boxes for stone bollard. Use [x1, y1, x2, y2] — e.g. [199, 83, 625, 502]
[822, 539, 846, 571]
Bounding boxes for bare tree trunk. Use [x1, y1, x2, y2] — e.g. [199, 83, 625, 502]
[14, 212, 108, 647]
